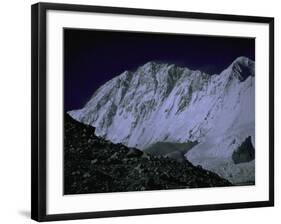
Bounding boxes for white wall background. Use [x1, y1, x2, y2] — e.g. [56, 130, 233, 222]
[0, 0, 279, 223]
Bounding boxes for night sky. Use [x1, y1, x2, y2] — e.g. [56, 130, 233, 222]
[64, 29, 255, 111]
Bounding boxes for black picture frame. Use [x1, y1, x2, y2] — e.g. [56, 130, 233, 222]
[31, 2, 274, 222]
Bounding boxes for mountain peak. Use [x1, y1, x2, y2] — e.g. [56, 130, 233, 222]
[231, 56, 253, 67]
[143, 61, 159, 66]
[139, 61, 168, 70]
[227, 56, 255, 81]
[141, 60, 189, 69]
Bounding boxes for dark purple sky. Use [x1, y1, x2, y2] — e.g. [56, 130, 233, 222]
[64, 28, 255, 111]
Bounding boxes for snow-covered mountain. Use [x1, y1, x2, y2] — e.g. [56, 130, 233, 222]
[69, 56, 255, 184]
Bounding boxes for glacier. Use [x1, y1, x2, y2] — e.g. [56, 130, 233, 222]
[68, 56, 255, 185]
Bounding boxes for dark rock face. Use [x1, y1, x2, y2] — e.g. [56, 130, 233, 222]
[231, 57, 255, 82]
[64, 114, 232, 195]
[232, 136, 255, 164]
[144, 141, 198, 162]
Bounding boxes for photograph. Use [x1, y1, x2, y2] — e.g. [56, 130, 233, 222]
[63, 29, 255, 194]
[31, 2, 274, 221]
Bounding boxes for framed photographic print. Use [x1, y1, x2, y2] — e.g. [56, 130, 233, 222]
[31, 2, 274, 222]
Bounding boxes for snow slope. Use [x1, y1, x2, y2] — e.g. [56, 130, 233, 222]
[69, 56, 255, 184]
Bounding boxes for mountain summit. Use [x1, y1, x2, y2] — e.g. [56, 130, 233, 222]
[69, 57, 255, 184]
